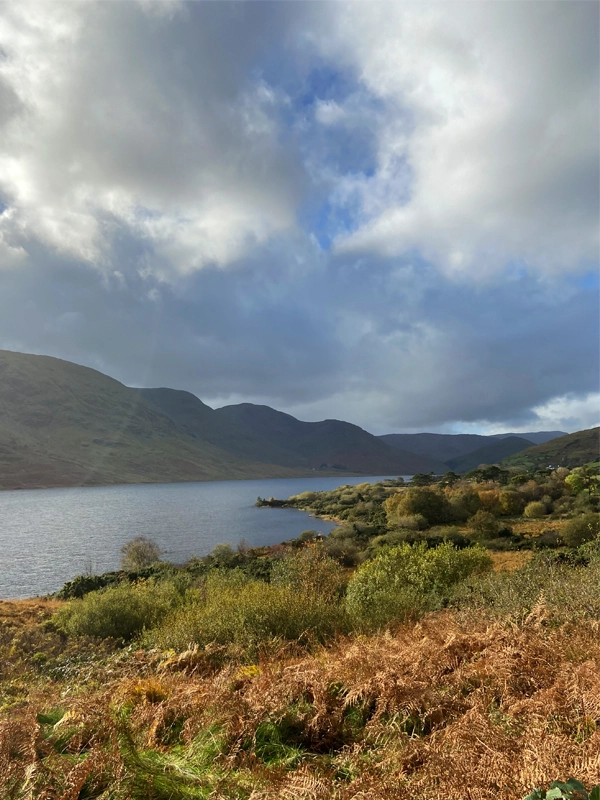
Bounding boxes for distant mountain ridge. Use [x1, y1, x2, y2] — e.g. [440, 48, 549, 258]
[445, 436, 536, 473]
[380, 430, 567, 471]
[500, 428, 600, 471]
[0, 350, 584, 489]
[0, 350, 443, 489]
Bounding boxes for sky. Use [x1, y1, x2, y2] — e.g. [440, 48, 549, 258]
[0, 0, 598, 436]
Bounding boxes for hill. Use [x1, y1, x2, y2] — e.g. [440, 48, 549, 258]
[212, 403, 447, 474]
[489, 430, 566, 445]
[501, 427, 600, 471]
[445, 436, 534, 473]
[379, 431, 566, 464]
[0, 351, 312, 489]
[136, 388, 306, 469]
[0, 350, 443, 489]
[380, 432, 493, 463]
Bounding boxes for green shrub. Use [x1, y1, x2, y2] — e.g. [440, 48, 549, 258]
[448, 489, 482, 521]
[271, 545, 346, 599]
[345, 542, 492, 630]
[390, 513, 429, 531]
[147, 571, 349, 654]
[498, 489, 526, 516]
[468, 510, 501, 541]
[385, 488, 454, 527]
[562, 513, 600, 547]
[523, 777, 600, 799]
[524, 501, 548, 519]
[120, 536, 162, 571]
[53, 580, 183, 641]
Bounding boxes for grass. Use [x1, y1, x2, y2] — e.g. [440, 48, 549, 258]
[2, 541, 600, 798]
[2, 599, 600, 799]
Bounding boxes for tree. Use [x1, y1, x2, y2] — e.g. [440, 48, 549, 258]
[120, 536, 162, 571]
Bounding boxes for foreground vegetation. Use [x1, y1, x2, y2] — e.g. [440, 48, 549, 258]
[2, 466, 599, 799]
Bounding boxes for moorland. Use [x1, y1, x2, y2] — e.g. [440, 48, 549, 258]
[2, 463, 599, 799]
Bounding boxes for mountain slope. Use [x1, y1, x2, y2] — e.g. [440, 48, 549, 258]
[446, 436, 535, 473]
[0, 351, 314, 489]
[501, 427, 600, 471]
[379, 433, 493, 463]
[136, 389, 310, 469]
[489, 431, 567, 445]
[214, 403, 447, 474]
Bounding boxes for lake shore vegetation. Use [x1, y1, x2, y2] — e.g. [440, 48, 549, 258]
[1, 466, 599, 799]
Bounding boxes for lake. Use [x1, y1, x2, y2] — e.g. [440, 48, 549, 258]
[0, 475, 400, 599]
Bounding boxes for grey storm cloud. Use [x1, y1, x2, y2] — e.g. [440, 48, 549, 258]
[0, 0, 597, 434]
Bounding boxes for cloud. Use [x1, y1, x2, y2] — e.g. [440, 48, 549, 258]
[314, 2, 599, 278]
[0, 1, 596, 435]
[0, 1, 304, 276]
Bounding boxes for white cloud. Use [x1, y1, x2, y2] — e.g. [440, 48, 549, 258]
[0, 1, 299, 276]
[316, 2, 599, 278]
[529, 392, 600, 434]
[314, 99, 346, 126]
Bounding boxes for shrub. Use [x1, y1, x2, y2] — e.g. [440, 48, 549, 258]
[53, 580, 182, 641]
[147, 571, 349, 654]
[498, 490, 526, 516]
[271, 545, 345, 599]
[385, 488, 453, 527]
[453, 551, 600, 623]
[478, 489, 501, 515]
[120, 536, 162, 571]
[468, 510, 501, 541]
[390, 513, 429, 531]
[524, 501, 548, 519]
[562, 513, 600, 547]
[345, 542, 492, 630]
[447, 489, 482, 521]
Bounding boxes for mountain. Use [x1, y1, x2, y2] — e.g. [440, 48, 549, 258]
[380, 433, 493, 463]
[212, 403, 447, 475]
[445, 436, 535, 473]
[0, 350, 443, 489]
[379, 431, 567, 465]
[500, 428, 600, 471]
[136, 389, 314, 469]
[489, 431, 567, 445]
[0, 351, 313, 489]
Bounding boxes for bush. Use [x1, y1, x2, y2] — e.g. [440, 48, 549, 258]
[53, 580, 183, 641]
[147, 571, 349, 654]
[468, 510, 501, 541]
[390, 513, 429, 531]
[120, 536, 162, 571]
[562, 513, 600, 547]
[385, 488, 454, 527]
[345, 542, 492, 630]
[271, 545, 345, 599]
[524, 501, 548, 519]
[447, 489, 482, 522]
[498, 490, 526, 516]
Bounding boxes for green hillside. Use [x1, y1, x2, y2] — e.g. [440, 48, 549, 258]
[0, 351, 311, 489]
[446, 436, 534, 473]
[0, 351, 442, 490]
[501, 427, 600, 471]
[137, 389, 322, 469]
[214, 403, 447, 475]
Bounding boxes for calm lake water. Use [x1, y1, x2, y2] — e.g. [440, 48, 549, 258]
[0, 475, 399, 599]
